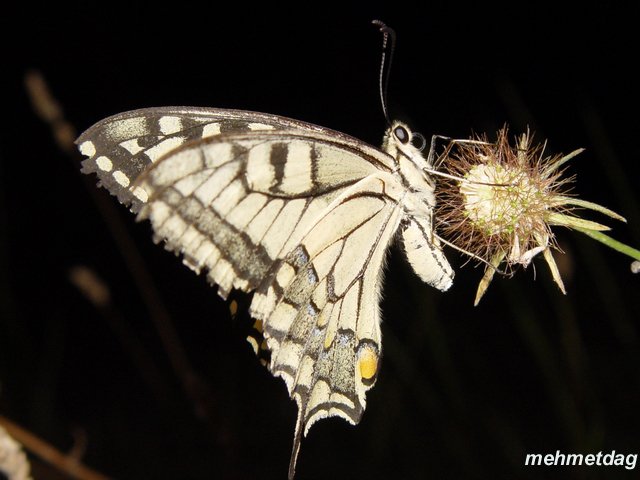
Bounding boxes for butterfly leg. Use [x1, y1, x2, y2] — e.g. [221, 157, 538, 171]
[427, 134, 493, 169]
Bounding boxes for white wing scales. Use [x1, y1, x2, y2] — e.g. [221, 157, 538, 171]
[77, 107, 454, 478]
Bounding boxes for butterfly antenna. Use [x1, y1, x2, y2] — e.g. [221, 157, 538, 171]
[372, 20, 396, 125]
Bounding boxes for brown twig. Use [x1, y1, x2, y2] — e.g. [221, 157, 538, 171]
[68, 265, 171, 401]
[24, 70, 76, 153]
[24, 70, 216, 420]
[0, 416, 109, 480]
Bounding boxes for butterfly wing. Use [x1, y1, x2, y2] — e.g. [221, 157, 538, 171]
[78, 108, 404, 473]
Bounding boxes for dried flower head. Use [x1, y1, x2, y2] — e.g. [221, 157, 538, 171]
[435, 127, 627, 305]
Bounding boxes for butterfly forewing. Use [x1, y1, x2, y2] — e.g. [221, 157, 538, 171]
[132, 125, 396, 296]
[77, 106, 454, 478]
[78, 107, 389, 212]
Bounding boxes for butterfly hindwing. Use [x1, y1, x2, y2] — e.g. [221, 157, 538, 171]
[249, 173, 403, 474]
[253, 173, 401, 396]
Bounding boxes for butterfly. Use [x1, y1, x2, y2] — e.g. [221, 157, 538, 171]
[76, 25, 454, 480]
[77, 106, 454, 476]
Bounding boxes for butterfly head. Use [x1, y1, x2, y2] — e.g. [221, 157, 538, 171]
[383, 120, 435, 193]
[383, 120, 430, 167]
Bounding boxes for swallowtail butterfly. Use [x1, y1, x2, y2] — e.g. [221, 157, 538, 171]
[77, 24, 454, 479]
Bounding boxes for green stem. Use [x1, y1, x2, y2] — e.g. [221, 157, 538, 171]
[573, 227, 640, 261]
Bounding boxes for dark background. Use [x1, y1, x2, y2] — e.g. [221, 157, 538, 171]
[3, 2, 640, 479]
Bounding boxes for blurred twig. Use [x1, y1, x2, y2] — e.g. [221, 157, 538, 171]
[502, 281, 586, 447]
[68, 265, 170, 401]
[24, 70, 216, 420]
[580, 101, 640, 241]
[0, 416, 109, 480]
[25, 71, 76, 153]
[574, 235, 638, 346]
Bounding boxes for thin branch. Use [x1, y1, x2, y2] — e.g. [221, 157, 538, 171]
[24, 70, 76, 153]
[0, 416, 109, 480]
[24, 70, 216, 420]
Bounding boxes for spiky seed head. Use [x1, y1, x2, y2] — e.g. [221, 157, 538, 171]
[435, 127, 625, 304]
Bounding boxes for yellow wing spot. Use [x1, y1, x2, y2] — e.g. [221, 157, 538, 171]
[323, 329, 336, 349]
[229, 300, 238, 317]
[246, 331, 268, 357]
[317, 309, 329, 328]
[247, 336, 260, 355]
[253, 319, 264, 333]
[358, 347, 378, 381]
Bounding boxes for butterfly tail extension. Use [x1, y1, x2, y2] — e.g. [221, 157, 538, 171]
[288, 410, 305, 480]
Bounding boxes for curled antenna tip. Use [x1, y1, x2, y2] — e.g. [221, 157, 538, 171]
[372, 20, 396, 125]
[371, 20, 395, 43]
[371, 20, 392, 33]
[371, 19, 386, 28]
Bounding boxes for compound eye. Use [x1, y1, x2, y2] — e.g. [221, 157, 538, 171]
[394, 125, 410, 144]
[411, 132, 427, 151]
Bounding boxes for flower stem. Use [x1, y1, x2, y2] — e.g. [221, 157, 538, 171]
[573, 227, 640, 261]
